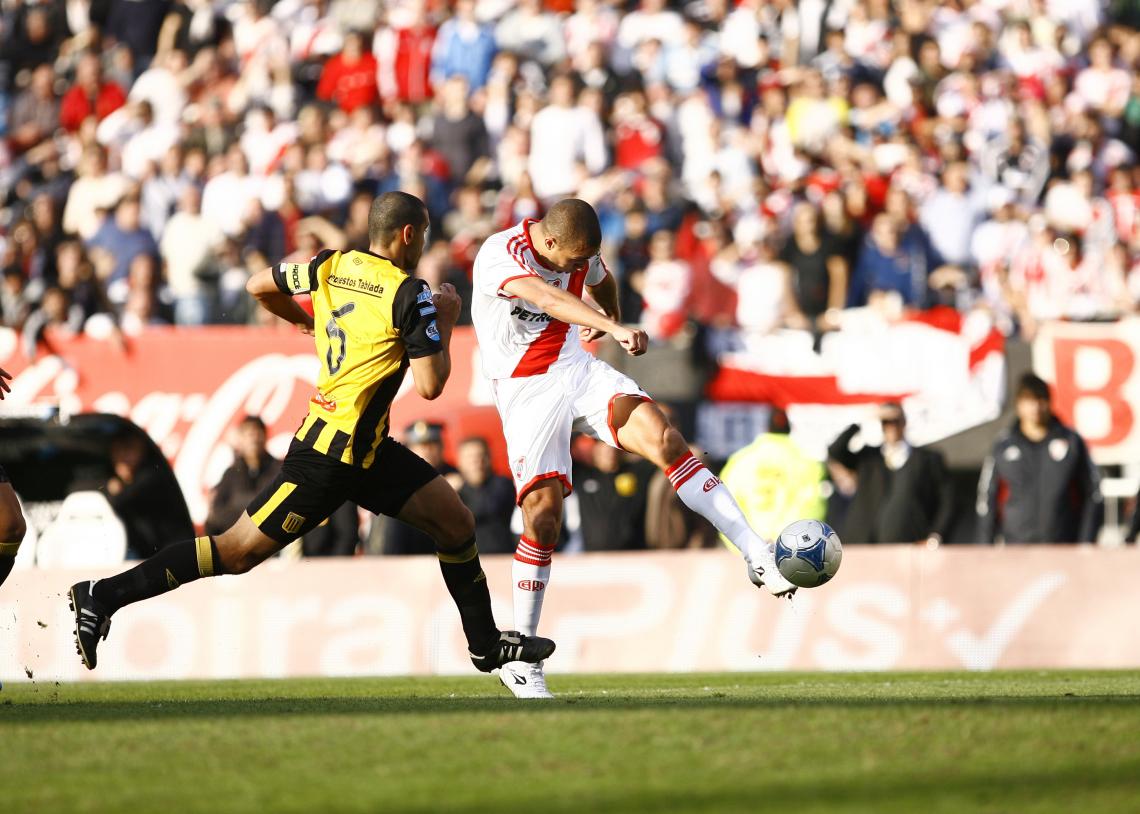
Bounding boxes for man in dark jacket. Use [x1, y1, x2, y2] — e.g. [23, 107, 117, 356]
[205, 416, 281, 536]
[455, 436, 516, 554]
[978, 374, 1102, 544]
[827, 402, 954, 544]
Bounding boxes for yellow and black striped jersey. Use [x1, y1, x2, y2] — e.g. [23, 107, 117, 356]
[272, 248, 442, 468]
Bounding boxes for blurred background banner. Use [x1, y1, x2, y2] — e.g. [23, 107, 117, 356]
[2, 547, 1137, 683]
[1035, 318, 1140, 465]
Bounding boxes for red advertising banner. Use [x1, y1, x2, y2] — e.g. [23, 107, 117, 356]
[0, 326, 505, 524]
[1, 547, 1137, 683]
[1034, 318, 1140, 465]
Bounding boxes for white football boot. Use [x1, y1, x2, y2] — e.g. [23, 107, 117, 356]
[746, 538, 797, 598]
[498, 660, 555, 699]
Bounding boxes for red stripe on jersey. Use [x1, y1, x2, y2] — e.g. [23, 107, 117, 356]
[509, 268, 588, 378]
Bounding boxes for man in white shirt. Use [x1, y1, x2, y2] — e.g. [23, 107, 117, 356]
[527, 75, 608, 203]
[470, 199, 796, 699]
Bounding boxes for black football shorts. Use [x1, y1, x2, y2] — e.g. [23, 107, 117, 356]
[246, 437, 438, 544]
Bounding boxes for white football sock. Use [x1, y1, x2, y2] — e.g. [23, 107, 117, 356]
[666, 452, 765, 564]
[512, 536, 554, 637]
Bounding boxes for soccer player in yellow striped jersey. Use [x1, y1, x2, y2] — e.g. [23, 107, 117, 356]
[68, 192, 555, 675]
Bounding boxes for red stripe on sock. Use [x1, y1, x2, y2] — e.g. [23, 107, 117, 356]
[665, 452, 697, 479]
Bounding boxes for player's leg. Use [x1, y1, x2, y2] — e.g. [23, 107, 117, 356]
[0, 478, 27, 590]
[611, 396, 796, 596]
[361, 438, 555, 673]
[70, 449, 337, 669]
[514, 480, 563, 637]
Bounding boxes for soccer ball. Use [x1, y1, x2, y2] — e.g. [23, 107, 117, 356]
[774, 519, 843, 588]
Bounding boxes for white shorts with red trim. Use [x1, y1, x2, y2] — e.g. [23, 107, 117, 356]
[490, 353, 650, 504]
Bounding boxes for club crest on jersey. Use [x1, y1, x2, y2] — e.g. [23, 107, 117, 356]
[518, 579, 545, 591]
[1049, 439, 1070, 461]
[311, 391, 337, 412]
[703, 477, 720, 492]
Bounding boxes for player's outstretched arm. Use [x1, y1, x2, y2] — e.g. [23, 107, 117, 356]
[408, 283, 461, 400]
[504, 276, 647, 356]
[580, 272, 621, 343]
[246, 268, 316, 334]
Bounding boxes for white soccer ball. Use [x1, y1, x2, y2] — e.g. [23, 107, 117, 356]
[775, 519, 843, 588]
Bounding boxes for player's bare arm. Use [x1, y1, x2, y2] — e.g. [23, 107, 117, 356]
[503, 275, 647, 356]
[580, 271, 621, 344]
[246, 268, 317, 335]
[408, 282, 461, 400]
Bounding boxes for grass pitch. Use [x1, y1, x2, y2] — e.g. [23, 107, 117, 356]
[2, 671, 1138, 813]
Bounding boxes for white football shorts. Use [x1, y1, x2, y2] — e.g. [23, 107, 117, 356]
[490, 353, 651, 503]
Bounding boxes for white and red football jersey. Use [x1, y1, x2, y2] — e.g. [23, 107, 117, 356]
[472, 219, 610, 380]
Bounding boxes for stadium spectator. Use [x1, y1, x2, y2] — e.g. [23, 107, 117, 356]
[431, 0, 497, 91]
[316, 31, 379, 113]
[161, 185, 226, 325]
[8, 65, 59, 155]
[571, 441, 652, 552]
[382, 421, 460, 555]
[205, 416, 282, 537]
[640, 230, 691, 341]
[455, 437, 516, 554]
[978, 374, 1103, 544]
[780, 202, 848, 330]
[86, 193, 161, 304]
[427, 76, 492, 185]
[495, 0, 566, 67]
[375, 0, 437, 105]
[721, 408, 827, 542]
[105, 429, 194, 558]
[59, 52, 128, 133]
[528, 74, 607, 203]
[828, 403, 954, 545]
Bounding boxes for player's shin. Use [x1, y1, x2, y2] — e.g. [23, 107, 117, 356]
[92, 536, 222, 614]
[436, 537, 499, 655]
[665, 452, 763, 560]
[512, 536, 554, 637]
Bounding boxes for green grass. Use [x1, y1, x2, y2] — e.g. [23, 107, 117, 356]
[2, 671, 1139, 813]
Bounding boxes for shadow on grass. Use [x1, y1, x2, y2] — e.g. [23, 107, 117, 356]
[4, 692, 1140, 724]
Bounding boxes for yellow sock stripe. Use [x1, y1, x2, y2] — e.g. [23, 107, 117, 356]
[250, 482, 297, 529]
[195, 536, 215, 578]
[0, 540, 20, 557]
[437, 541, 479, 564]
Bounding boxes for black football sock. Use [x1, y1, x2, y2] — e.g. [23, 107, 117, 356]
[0, 554, 14, 589]
[92, 536, 222, 614]
[437, 537, 499, 654]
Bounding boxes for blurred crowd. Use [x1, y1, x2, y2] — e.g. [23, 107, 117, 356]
[1, 0, 1138, 355]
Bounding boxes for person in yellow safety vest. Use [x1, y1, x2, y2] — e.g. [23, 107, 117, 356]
[719, 408, 826, 549]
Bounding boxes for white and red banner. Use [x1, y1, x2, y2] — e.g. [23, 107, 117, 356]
[1034, 318, 1140, 465]
[702, 308, 1006, 459]
[1, 313, 1009, 519]
[2, 546, 1137, 682]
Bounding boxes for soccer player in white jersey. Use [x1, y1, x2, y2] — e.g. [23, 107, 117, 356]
[471, 199, 796, 699]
